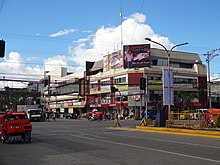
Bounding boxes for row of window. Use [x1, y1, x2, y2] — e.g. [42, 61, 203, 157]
[151, 59, 193, 69]
[90, 76, 127, 88]
[90, 77, 197, 89]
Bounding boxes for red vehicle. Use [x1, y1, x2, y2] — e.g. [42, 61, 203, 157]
[0, 111, 32, 143]
[203, 108, 220, 126]
[87, 111, 103, 121]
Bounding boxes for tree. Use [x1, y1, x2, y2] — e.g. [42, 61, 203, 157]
[177, 91, 198, 110]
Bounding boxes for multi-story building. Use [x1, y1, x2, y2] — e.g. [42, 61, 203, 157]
[42, 67, 85, 117]
[85, 46, 207, 117]
[43, 45, 208, 118]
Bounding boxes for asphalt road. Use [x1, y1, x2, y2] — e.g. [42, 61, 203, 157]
[0, 119, 220, 165]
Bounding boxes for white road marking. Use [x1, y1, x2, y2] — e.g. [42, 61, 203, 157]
[70, 134, 220, 164]
[104, 131, 220, 149]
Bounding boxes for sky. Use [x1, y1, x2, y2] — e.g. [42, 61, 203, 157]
[0, 0, 220, 88]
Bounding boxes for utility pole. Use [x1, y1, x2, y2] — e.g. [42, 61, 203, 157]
[204, 48, 220, 108]
[145, 38, 188, 127]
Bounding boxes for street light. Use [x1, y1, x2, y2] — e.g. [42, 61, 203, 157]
[145, 38, 188, 127]
[204, 48, 220, 108]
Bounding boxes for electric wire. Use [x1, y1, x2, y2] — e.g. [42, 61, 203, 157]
[0, 0, 5, 12]
[129, 0, 145, 43]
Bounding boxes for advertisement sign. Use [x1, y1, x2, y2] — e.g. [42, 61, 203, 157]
[111, 50, 123, 69]
[163, 68, 174, 105]
[103, 50, 123, 72]
[87, 96, 96, 104]
[123, 44, 150, 69]
[103, 54, 111, 72]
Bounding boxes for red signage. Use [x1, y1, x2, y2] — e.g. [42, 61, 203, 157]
[68, 102, 73, 106]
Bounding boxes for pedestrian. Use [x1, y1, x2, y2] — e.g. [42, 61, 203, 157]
[114, 110, 121, 127]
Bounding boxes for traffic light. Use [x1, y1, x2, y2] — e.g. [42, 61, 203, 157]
[111, 86, 118, 93]
[44, 79, 49, 87]
[0, 40, 5, 58]
[140, 77, 146, 90]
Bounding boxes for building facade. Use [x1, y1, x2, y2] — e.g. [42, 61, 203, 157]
[43, 46, 208, 118]
[84, 47, 207, 117]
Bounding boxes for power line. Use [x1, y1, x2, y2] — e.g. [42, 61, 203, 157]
[0, 0, 5, 12]
[0, 32, 121, 45]
[129, 0, 145, 43]
[0, 60, 83, 67]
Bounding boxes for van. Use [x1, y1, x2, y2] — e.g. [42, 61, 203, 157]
[27, 109, 43, 121]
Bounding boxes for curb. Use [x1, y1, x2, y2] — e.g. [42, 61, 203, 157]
[110, 126, 220, 139]
[135, 126, 220, 138]
[136, 126, 220, 135]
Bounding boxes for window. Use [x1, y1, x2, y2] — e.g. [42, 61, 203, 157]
[90, 83, 98, 89]
[174, 78, 197, 84]
[101, 80, 110, 86]
[115, 76, 126, 84]
[147, 76, 161, 81]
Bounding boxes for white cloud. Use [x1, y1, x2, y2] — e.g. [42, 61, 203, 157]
[49, 28, 76, 37]
[0, 52, 44, 88]
[0, 13, 175, 88]
[68, 12, 174, 69]
[43, 55, 68, 71]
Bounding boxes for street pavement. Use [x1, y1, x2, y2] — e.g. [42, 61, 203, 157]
[0, 119, 220, 165]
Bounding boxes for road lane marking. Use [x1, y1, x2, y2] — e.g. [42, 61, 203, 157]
[69, 134, 220, 164]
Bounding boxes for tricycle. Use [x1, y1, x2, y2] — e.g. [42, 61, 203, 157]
[0, 111, 32, 143]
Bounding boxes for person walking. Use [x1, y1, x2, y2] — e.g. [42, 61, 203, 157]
[114, 110, 121, 127]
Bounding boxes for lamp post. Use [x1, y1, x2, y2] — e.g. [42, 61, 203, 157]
[204, 48, 220, 108]
[145, 38, 188, 126]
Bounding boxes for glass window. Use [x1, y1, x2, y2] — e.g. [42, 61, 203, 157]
[115, 76, 126, 84]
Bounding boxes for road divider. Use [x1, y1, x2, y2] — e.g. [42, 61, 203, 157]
[111, 126, 220, 139]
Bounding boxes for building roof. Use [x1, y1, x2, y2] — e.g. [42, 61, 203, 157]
[151, 48, 201, 64]
[151, 48, 201, 63]
[90, 59, 103, 72]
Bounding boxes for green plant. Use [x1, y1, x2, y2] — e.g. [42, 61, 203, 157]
[214, 115, 220, 127]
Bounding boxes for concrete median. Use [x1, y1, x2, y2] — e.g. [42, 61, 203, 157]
[135, 126, 220, 138]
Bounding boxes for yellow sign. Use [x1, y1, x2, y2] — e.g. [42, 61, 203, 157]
[148, 81, 163, 90]
[115, 82, 128, 89]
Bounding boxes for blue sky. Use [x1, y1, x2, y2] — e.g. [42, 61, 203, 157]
[0, 0, 220, 87]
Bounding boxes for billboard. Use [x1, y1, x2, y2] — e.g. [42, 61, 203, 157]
[163, 68, 174, 105]
[123, 44, 150, 69]
[111, 50, 123, 69]
[103, 50, 123, 72]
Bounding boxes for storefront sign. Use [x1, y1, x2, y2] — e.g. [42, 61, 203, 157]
[131, 93, 140, 101]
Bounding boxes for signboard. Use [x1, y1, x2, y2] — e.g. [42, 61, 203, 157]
[103, 50, 123, 71]
[111, 50, 123, 69]
[131, 93, 140, 101]
[123, 44, 150, 69]
[87, 96, 96, 104]
[103, 53, 111, 72]
[163, 68, 174, 105]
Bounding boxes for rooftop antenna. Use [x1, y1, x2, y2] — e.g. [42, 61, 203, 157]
[120, 3, 123, 51]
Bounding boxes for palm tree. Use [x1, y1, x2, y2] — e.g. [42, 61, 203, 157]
[177, 91, 198, 110]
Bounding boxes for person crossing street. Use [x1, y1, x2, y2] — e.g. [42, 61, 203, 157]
[114, 110, 121, 127]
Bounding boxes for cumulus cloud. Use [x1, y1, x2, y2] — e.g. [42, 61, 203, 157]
[0, 13, 177, 88]
[0, 52, 44, 88]
[68, 12, 174, 69]
[49, 28, 76, 37]
[43, 55, 69, 71]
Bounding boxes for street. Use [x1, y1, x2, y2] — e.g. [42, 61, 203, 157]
[0, 119, 220, 165]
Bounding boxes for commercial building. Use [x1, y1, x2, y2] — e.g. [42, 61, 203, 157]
[84, 45, 207, 117]
[43, 45, 208, 118]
